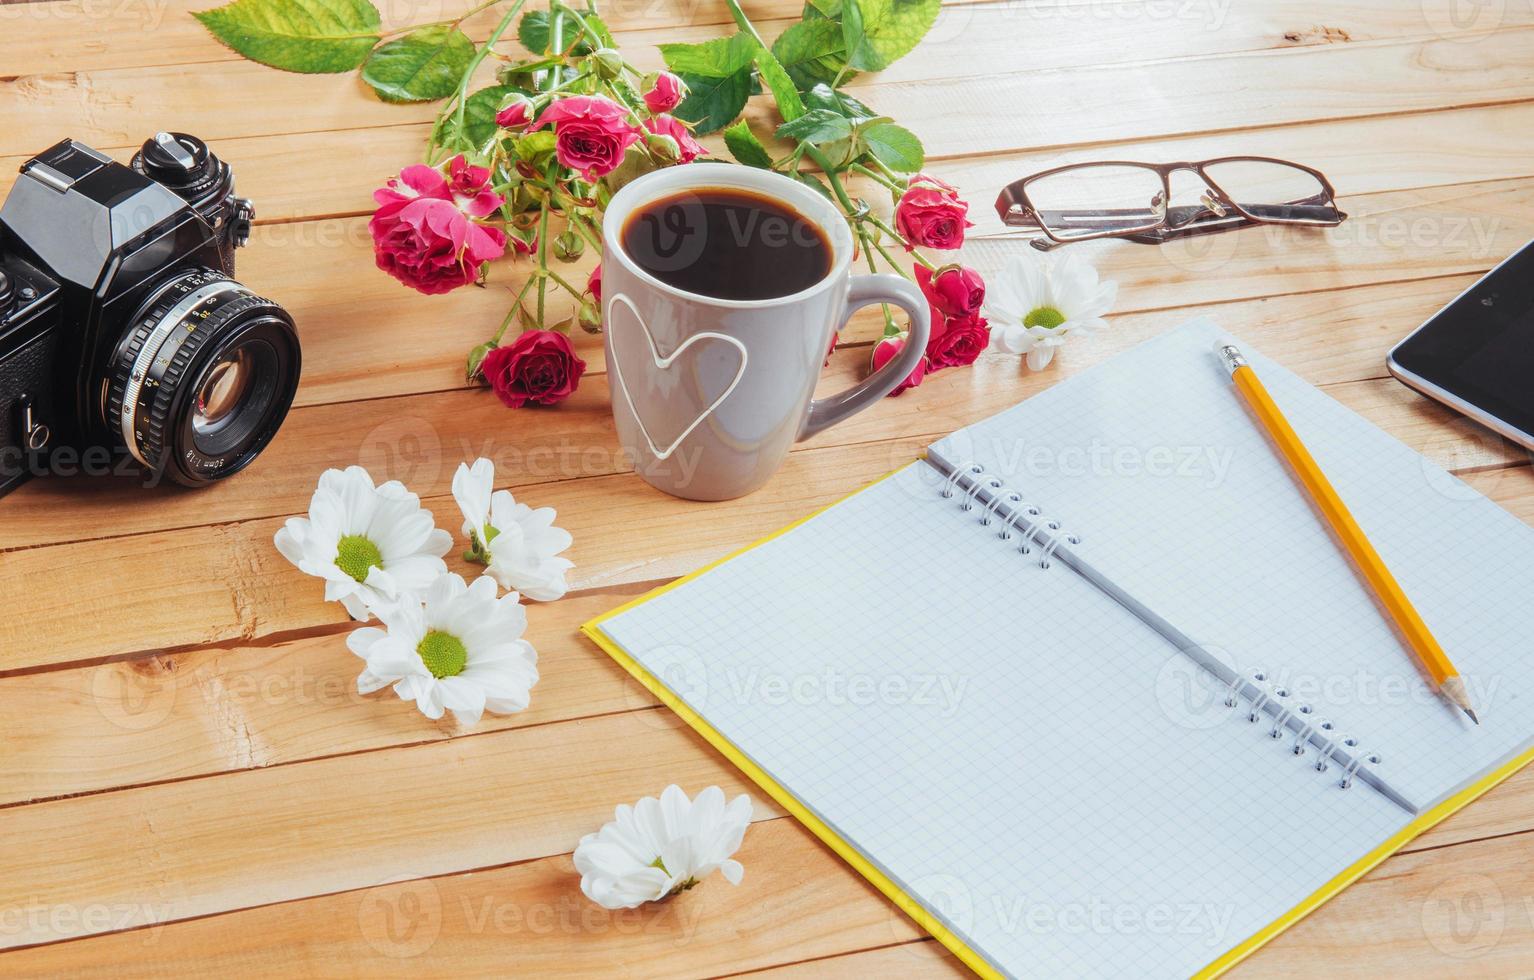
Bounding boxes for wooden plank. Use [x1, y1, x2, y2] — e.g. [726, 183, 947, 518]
[11, 97, 1531, 229]
[1, 270, 1525, 553]
[1, 783, 1530, 973]
[4, 24, 1532, 162]
[0, 816, 920, 975]
[6, 0, 1515, 85]
[748, 942, 967, 978]
[0, 708, 785, 950]
[0, 587, 661, 807]
[2, 389, 1531, 673]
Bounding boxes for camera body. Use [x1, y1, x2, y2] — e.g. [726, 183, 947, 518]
[0, 133, 299, 498]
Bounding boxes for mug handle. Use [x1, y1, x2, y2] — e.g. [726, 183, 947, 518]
[798, 273, 932, 440]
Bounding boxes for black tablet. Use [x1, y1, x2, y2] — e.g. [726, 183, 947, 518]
[1388, 239, 1534, 452]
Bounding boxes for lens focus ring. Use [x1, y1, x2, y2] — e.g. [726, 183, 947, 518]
[110, 268, 298, 481]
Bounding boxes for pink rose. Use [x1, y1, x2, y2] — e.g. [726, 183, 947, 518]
[447, 155, 501, 218]
[926, 313, 990, 370]
[481, 330, 587, 408]
[496, 95, 534, 130]
[370, 178, 507, 295]
[586, 263, 602, 302]
[896, 173, 973, 251]
[372, 163, 450, 221]
[928, 264, 985, 318]
[643, 114, 706, 164]
[643, 71, 685, 114]
[870, 334, 928, 395]
[532, 95, 641, 181]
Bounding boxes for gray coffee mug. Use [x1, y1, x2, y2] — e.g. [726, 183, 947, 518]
[602, 163, 930, 500]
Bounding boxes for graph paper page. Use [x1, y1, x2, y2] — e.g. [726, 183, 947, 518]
[595, 462, 1411, 978]
[933, 318, 1534, 812]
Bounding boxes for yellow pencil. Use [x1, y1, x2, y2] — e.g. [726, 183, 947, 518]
[1214, 341, 1480, 725]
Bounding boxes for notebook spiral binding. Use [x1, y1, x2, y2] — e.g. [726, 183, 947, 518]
[1222, 669, 1384, 790]
[938, 460, 1080, 569]
[938, 459, 1386, 794]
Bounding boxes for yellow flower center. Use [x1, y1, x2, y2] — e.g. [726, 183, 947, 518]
[1024, 306, 1066, 329]
[335, 534, 382, 583]
[417, 630, 469, 679]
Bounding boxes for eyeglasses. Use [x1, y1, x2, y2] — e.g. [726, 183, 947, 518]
[994, 156, 1347, 251]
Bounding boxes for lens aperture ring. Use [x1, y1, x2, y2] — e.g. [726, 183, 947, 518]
[141, 293, 282, 474]
[116, 272, 244, 467]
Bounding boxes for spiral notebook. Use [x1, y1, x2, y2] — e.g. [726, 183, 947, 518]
[582, 319, 1534, 978]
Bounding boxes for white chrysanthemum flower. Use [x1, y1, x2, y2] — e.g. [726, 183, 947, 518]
[984, 251, 1118, 370]
[346, 572, 538, 725]
[274, 466, 453, 620]
[573, 785, 752, 910]
[452, 458, 574, 602]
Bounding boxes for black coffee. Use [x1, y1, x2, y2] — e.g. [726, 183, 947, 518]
[621, 188, 833, 300]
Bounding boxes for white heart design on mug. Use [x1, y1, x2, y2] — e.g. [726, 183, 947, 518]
[606, 292, 749, 461]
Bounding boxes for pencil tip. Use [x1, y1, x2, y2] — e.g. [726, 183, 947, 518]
[1465, 707, 1481, 725]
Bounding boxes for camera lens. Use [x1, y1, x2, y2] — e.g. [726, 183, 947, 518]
[108, 268, 300, 485]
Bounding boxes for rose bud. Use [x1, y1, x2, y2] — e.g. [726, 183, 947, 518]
[577, 299, 603, 333]
[895, 173, 974, 251]
[586, 263, 602, 302]
[496, 93, 534, 130]
[465, 341, 496, 382]
[591, 47, 625, 80]
[481, 329, 587, 408]
[870, 333, 928, 395]
[643, 114, 705, 164]
[643, 71, 686, 114]
[645, 130, 680, 163]
[928, 264, 985, 318]
[554, 229, 584, 262]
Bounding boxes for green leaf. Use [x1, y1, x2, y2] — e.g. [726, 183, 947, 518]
[659, 33, 756, 77]
[722, 120, 773, 168]
[842, 0, 940, 72]
[461, 84, 515, 150]
[361, 25, 473, 102]
[752, 41, 805, 121]
[771, 18, 845, 90]
[775, 108, 852, 144]
[859, 120, 923, 172]
[517, 9, 585, 55]
[672, 67, 752, 134]
[805, 0, 842, 17]
[193, 0, 381, 73]
[801, 83, 879, 121]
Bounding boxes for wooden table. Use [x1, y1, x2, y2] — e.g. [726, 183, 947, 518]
[2, 0, 1533, 974]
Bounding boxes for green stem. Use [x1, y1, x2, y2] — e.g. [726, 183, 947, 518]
[535, 196, 552, 325]
[852, 162, 902, 192]
[546, 266, 584, 295]
[568, 212, 604, 253]
[493, 274, 539, 344]
[869, 233, 912, 280]
[436, 0, 527, 161]
[854, 224, 898, 336]
[864, 213, 936, 270]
